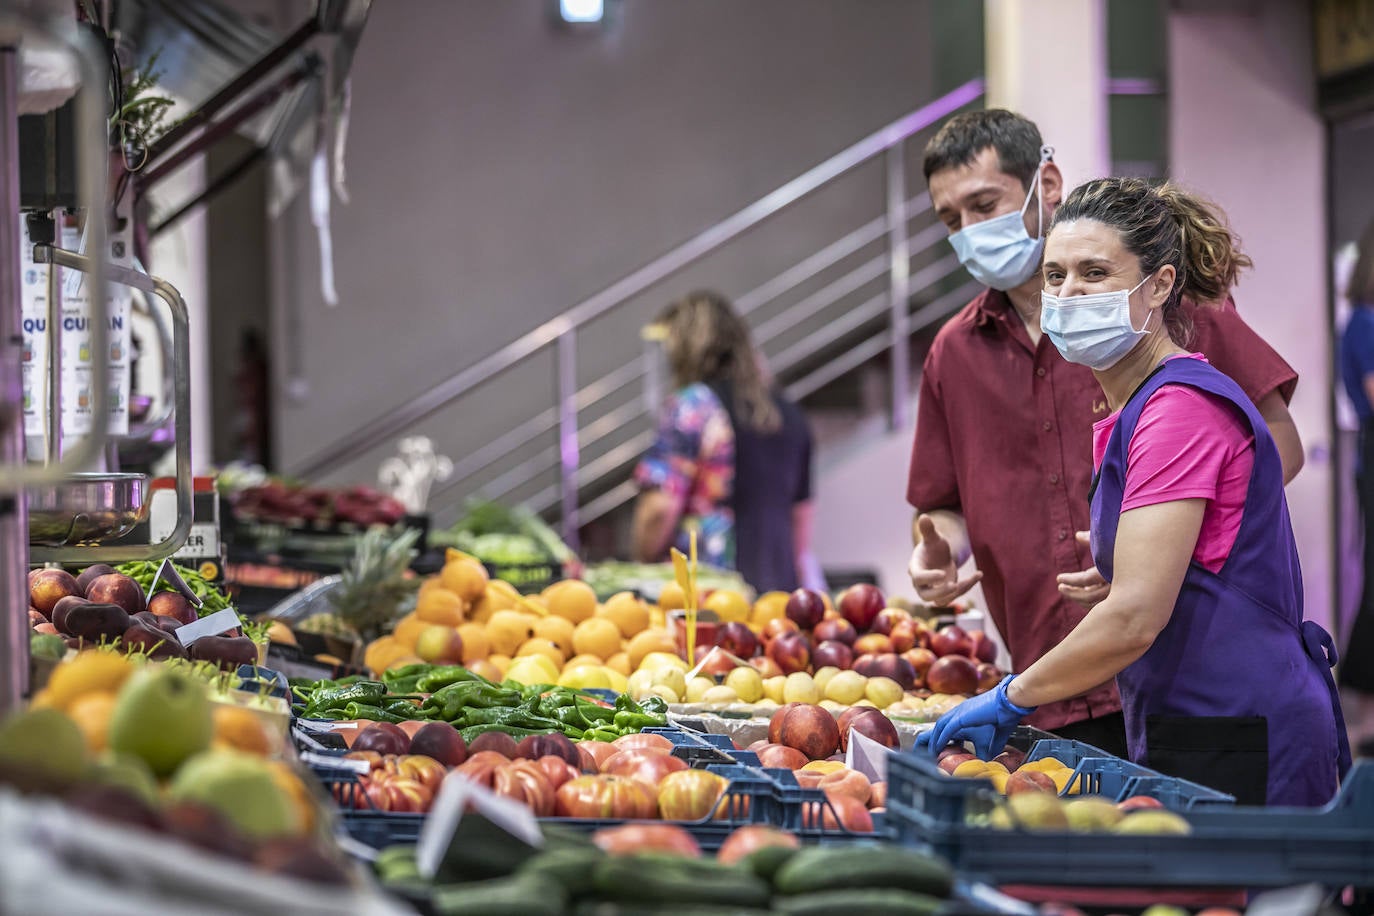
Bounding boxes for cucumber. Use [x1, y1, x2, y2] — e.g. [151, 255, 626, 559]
[774, 888, 944, 916]
[517, 845, 607, 897]
[740, 844, 798, 883]
[772, 846, 953, 898]
[574, 903, 772, 916]
[430, 874, 567, 916]
[431, 814, 542, 883]
[592, 854, 772, 907]
[372, 843, 419, 882]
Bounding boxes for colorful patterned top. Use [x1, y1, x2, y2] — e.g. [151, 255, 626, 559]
[633, 383, 736, 568]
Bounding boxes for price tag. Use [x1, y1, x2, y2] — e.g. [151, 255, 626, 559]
[844, 729, 892, 783]
[300, 751, 368, 773]
[174, 608, 242, 647]
[416, 771, 543, 879]
[295, 718, 358, 733]
[145, 557, 204, 608]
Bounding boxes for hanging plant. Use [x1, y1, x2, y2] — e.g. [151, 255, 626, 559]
[110, 49, 177, 173]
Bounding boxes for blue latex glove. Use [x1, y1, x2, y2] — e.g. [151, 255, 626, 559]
[916, 675, 1036, 760]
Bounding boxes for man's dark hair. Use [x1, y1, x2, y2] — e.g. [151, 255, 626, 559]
[922, 109, 1045, 189]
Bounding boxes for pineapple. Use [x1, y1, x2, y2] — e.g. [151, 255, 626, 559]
[329, 527, 421, 645]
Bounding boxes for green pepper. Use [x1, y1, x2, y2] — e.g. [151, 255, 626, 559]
[459, 724, 561, 744]
[383, 698, 429, 719]
[580, 726, 622, 743]
[338, 701, 407, 723]
[382, 662, 433, 684]
[384, 674, 426, 694]
[417, 665, 495, 693]
[638, 696, 669, 716]
[426, 680, 522, 722]
[613, 710, 664, 731]
[302, 680, 388, 717]
[574, 696, 616, 727]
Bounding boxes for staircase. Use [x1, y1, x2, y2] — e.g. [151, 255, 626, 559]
[288, 80, 986, 548]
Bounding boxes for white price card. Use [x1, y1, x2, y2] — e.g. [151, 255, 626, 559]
[174, 608, 242, 647]
[415, 771, 544, 879]
[844, 728, 892, 783]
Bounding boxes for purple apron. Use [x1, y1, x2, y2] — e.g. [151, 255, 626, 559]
[1089, 357, 1350, 806]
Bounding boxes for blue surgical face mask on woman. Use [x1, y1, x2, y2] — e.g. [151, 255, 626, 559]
[1040, 273, 1158, 371]
[947, 146, 1054, 290]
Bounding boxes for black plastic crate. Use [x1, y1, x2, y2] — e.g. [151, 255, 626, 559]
[885, 751, 1374, 889]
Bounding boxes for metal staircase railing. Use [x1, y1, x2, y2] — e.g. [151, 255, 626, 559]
[289, 79, 987, 547]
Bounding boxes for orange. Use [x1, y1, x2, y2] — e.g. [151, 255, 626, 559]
[598, 592, 651, 638]
[467, 659, 504, 681]
[572, 617, 622, 660]
[266, 760, 314, 835]
[704, 589, 750, 624]
[441, 557, 489, 603]
[626, 629, 678, 670]
[751, 591, 790, 627]
[67, 691, 116, 752]
[416, 587, 466, 626]
[212, 704, 273, 756]
[44, 650, 134, 711]
[387, 654, 425, 672]
[391, 613, 429, 649]
[485, 610, 538, 656]
[456, 623, 491, 662]
[658, 582, 687, 611]
[415, 625, 465, 664]
[470, 579, 521, 624]
[533, 615, 576, 657]
[544, 579, 597, 623]
[516, 637, 566, 668]
[364, 636, 406, 674]
[605, 651, 632, 676]
[485, 654, 512, 676]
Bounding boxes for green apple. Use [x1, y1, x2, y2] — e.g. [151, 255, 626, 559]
[0, 707, 90, 782]
[108, 668, 212, 777]
[168, 749, 300, 839]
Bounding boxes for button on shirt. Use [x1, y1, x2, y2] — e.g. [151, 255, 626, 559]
[907, 289, 1298, 731]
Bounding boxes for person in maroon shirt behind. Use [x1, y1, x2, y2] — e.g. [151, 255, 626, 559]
[906, 110, 1304, 754]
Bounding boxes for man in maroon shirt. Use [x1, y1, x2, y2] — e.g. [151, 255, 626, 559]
[906, 110, 1303, 753]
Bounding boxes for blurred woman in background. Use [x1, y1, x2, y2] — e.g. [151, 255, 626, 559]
[631, 291, 822, 593]
[1340, 218, 1374, 756]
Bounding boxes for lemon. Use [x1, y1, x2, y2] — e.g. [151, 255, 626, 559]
[823, 670, 868, 706]
[627, 668, 655, 699]
[686, 676, 716, 703]
[604, 668, 629, 693]
[723, 666, 764, 703]
[650, 666, 687, 699]
[646, 684, 681, 703]
[557, 665, 613, 690]
[701, 685, 739, 705]
[865, 676, 904, 709]
[782, 672, 820, 705]
[505, 655, 560, 687]
[812, 666, 841, 694]
[762, 675, 787, 704]
[638, 651, 689, 674]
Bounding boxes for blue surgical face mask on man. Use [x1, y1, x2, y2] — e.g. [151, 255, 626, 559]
[1040, 273, 1157, 371]
[947, 146, 1054, 290]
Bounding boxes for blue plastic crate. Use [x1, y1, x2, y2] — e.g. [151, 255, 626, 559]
[235, 664, 291, 700]
[643, 725, 738, 767]
[751, 765, 882, 843]
[884, 752, 1374, 889]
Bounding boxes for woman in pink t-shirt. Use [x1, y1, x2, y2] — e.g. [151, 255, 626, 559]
[921, 179, 1348, 805]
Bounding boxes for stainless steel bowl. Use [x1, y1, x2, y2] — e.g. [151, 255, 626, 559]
[27, 472, 148, 547]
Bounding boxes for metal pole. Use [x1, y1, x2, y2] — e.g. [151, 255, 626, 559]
[44, 211, 62, 464]
[556, 330, 580, 553]
[0, 47, 32, 710]
[886, 141, 911, 430]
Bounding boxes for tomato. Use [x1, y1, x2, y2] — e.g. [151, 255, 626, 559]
[555, 775, 658, 819]
[576, 740, 619, 773]
[656, 769, 728, 821]
[535, 755, 580, 792]
[453, 750, 510, 789]
[388, 755, 447, 792]
[492, 760, 556, 817]
[592, 823, 701, 858]
[602, 748, 688, 786]
[818, 768, 872, 806]
[344, 750, 383, 770]
[610, 733, 675, 755]
[716, 825, 799, 866]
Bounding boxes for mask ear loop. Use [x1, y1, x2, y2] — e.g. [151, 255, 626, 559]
[1020, 146, 1056, 238]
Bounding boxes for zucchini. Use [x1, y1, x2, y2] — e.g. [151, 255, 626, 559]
[517, 845, 607, 897]
[430, 874, 567, 916]
[740, 844, 798, 883]
[774, 888, 944, 916]
[773, 846, 953, 898]
[574, 904, 771, 916]
[592, 854, 771, 907]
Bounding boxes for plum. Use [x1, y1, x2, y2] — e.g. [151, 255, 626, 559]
[353, 723, 411, 756]
[410, 722, 468, 766]
[188, 636, 258, 670]
[51, 595, 90, 634]
[63, 602, 130, 642]
[75, 564, 117, 595]
[85, 574, 146, 616]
